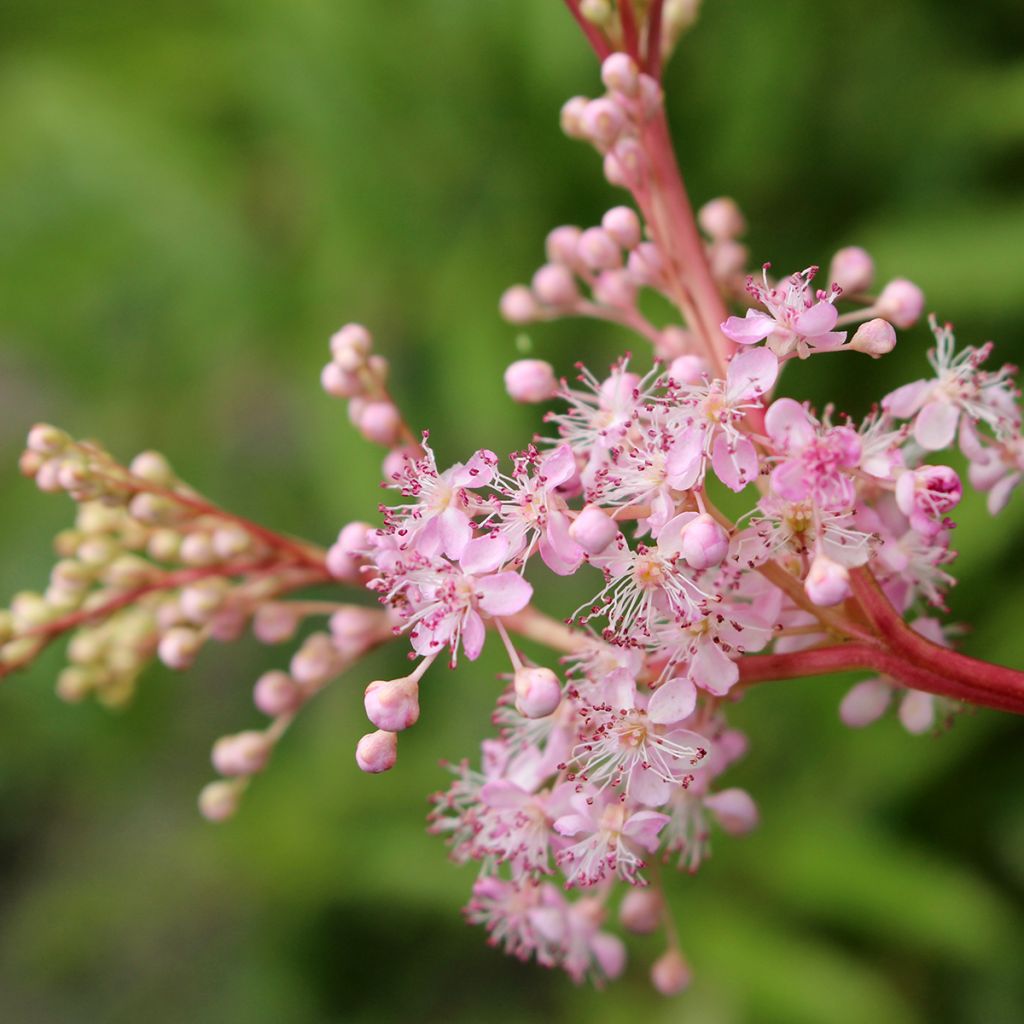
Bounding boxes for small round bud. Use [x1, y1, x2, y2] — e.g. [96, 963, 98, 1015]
[828, 245, 874, 293]
[850, 317, 897, 357]
[253, 670, 303, 716]
[354, 400, 402, 447]
[601, 206, 642, 250]
[545, 225, 583, 267]
[839, 679, 892, 727]
[604, 138, 647, 190]
[569, 505, 619, 555]
[580, 97, 626, 146]
[667, 353, 705, 384]
[560, 96, 590, 139]
[179, 578, 229, 624]
[128, 492, 183, 527]
[56, 666, 98, 703]
[212, 730, 272, 777]
[198, 780, 242, 823]
[10, 591, 52, 630]
[531, 264, 578, 308]
[33, 457, 63, 492]
[321, 361, 363, 398]
[329, 323, 372, 362]
[513, 666, 562, 719]
[356, 729, 398, 773]
[252, 602, 300, 644]
[19, 449, 44, 478]
[499, 285, 539, 324]
[76, 535, 120, 567]
[651, 949, 691, 996]
[504, 359, 558, 404]
[364, 675, 421, 732]
[601, 53, 641, 97]
[576, 227, 621, 271]
[708, 239, 748, 279]
[158, 626, 202, 670]
[580, 0, 612, 24]
[680, 514, 729, 570]
[329, 606, 384, 658]
[804, 553, 851, 607]
[179, 531, 217, 567]
[129, 451, 174, 486]
[593, 269, 637, 309]
[619, 889, 663, 934]
[290, 632, 340, 688]
[102, 554, 154, 590]
[627, 241, 664, 285]
[697, 197, 746, 240]
[146, 528, 181, 563]
[213, 525, 253, 560]
[704, 788, 759, 835]
[899, 690, 936, 734]
[27, 424, 71, 456]
[876, 278, 925, 329]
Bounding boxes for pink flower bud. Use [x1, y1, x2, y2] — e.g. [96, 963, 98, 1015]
[290, 633, 340, 688]
[326, 543, 360, 582]
[601, 53, 640, 97]
[356, 729, 398, 773]
[531, 263, 578, 308]
[499, 284, 539, 324]
[697, 196, 746, 240]
[876, 278, 925, 329]
[321, 361, 363, 398]
[651, 949, 691, 996]
[580, 97, 626, 145]
[899, 690, 935, 734]
[338, 520, 372, 553]
[179, 580, 228, 624]
[212, 730, 272, 776]
[129, 450, 174, 485]
[638, 74, 663, 119]
[704, 788, 759, 834]
[513, 666, 562, 719]
[559, 96, 589, 139]
[253, 670, 303, 716]
[198, 780, 241, 823]
[576, 227, 621, 271]
[601, 206, 641, 249]
[504, 359, 558, 403]
[364, 675, 421, 732]
[569, 505, 619, 555]
[355, 400, 402, 447]
[895, 464, 962, 537]
[708, 239, 748, 279]
[604, 138, 647, 189]
[829, 245, 874, 293]
[667, 354, 705, 384]
[330, 606, 384, 658]
[680, 514, 729, 570]
[593, 269, 637, 309]
[804, 553, 851, 606]
[329, 323, 372, 362]
[839, 678, 892, 727]
[545, 225, 583, 266]
[850, 317, 897, 357]
[179, 532, 217, 567]
[157, 626, 202, 670]
[619, 889, 663, 934]
[27, 423, 70, 456]
[627, 241, 664, 285]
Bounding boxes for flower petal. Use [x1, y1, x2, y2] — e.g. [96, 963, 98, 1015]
[711, 433, 759, 492]
[765, 397, 815, 451]
[794, 299, 838, 336]
[460, 533, 509, 575]
[476, 571, 533, 616]
[721, 309, 775, 345]
[914, 399, 959, 450]
[726, 346, 779, 402]
[648, 675, 697, 724]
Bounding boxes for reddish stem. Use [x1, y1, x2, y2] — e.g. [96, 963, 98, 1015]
[618, 0, 640, 61]
[562, 0, 613, 60]
[646, 0, 665, 78]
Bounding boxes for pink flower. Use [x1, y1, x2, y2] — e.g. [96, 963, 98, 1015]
[894, 465, 962, 539]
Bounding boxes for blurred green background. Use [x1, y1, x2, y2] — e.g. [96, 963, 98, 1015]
[1, 1, 1023, 1021]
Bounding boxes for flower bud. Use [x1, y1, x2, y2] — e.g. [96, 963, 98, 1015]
[804, 553, 850, 607]
[680, 514, 729, 570]
[601, 53, 640, 96]
[321, 361, 363, 398]
[651, 949, 691, 996]
[253, 670, 303, 716]
[531, 263, 578, 308]
[499, 285, 538, 324]
[330, 606, 383, 658]
[601, 206, 642, 249]
[27, 423, 70, 456]
[828, 245, 874, 293]
[253, 602, 300, 644]
[704, 788, 759, 834]
[876, 278, 925, 329]
[179, 578, 229, 624]
[593, 269, 637, 309]
[355, 400, 402, 447]
[290, 632, 340, 688]
[356, 729, 398, 773]
[504, 359, 558, 404]
[697, 197, 746, 240]
[198, 780, 242, 823]
[708, 239, 748, 279]
[146, 528, 181, 562]
[545, 225, 583, 266]
[329, 323, 372, 361]
[580, 0, 612, 24]
[129, 492, 183, 527]
[11, 591, 51, 629]
[364, 675, 421, 732]
[212, 730, 272, 776]
[839, 678, 892, 727]
[179, 531, 217, 567]
[580, 97, 625, 146]
[604, 138, 647, 190]
[56, 666, 98, 703]
[569, 505, 619, 555]
[158, 626, 202, 670]
[667, 354, 705, 384]
[129, 451, 174, 486]
[899, 690, 935, 734]
[849, 317, 897, 357]
[103, 554, 154, 590]
[513, 666, 562, 719]
[619, 889, 663, 934]
[576, 227, 621, 271]
[559, 96, 590, 139]
[637, 74, 663, 119]
[627, 241, 664, 285]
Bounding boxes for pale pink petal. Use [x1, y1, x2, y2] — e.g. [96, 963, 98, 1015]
[689, 639, 739, 695]
[711, 433, 759, 492]
[770, 459, 810, 502]
[460, 533, 510, 575]
[655, 511, 697, 556]
[704, 788, 758, 834]
[665, 430, 704, 490]
[450, 449, 498, 487]
[899, 690, 935, 734]
[480, 780, 530, 809]
[648, 675, 697, 724]
[590, 932, 626, 980]
[839, 678, 892, 727]
[604, 668, 637, 711]
[627, 765, 671, 807]
[539, 511, 584, 576]
[913, 399, 959, 450]
[793, 300, 838, 336]
[882, 378, 930, 419]
[461, 609, 486, 660]
[726, 345, 779, 402]
[622, 810, 671, 851]
[721, 309, 775, 345]
[765, 397, 816, 451]
[805, 329, 847, 351]
[476, 571, 533, 616]
[439, 506, 472, 560]
[553, 813, 595, 838]
[988, 471, 1021, 514]
[538, 444, 578, 490]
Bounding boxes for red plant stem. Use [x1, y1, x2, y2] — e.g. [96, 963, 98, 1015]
[850, 567, 1024, 705]
[646, 0, 665, 78]
[618, 0, 640, 61]
[562, 0, 612, 60]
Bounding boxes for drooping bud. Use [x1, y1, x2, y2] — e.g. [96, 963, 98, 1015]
[129, 450, 174, 486]
[580, 97, 626, 146]
[850, 317, 897, 357]
[211, 730, 272, 776]
[504, 359, 558, 404]
[576, 227, 621, 271]
[569, 505, 619, 555]
[513, 666, 562, 719]
[354, 400, 402, 447]
[619, 889, 663, 934]
[601, 206, 642, 249]
[198, 780, 242, 822]
[559, 96, 590, 139]
[499, 285, 538, 324]
[253, 670, 304, 716]
[364, 675, 421, 732]
[804, 553, 851, 606]
[157, 626, 202, 670]
[680, 514, 729, 570]
[356, 729, 398, 773]
[545, 225, 583, 266]
[697, 197, 746, 240]
[876, 278, 925, 329]
[531, 263, 578, 308]
[651, 949, 692, 996]
[828, 245, 874, 293]
[593, 269, 637, 309]
[601, 53, 640, 97]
